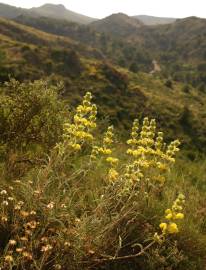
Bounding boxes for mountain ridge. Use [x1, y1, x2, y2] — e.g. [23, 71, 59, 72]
[133, 15, 176, 25]
[0, 2, 97, 24]
[30, 3, 97, 24]
[0, 2, 198, 26]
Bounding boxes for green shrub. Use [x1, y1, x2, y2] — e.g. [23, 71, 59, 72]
[0, 79, 67, 178]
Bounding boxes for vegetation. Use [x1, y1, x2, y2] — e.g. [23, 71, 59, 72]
[0, 84, 206, 270]
[13, 13, 206, 90]
[0, 6, 206, 269]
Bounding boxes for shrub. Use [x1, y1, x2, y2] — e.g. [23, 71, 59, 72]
[182, 84, 191, 93]
[0, 79, 66, 178]
[165, 79, 173, 89]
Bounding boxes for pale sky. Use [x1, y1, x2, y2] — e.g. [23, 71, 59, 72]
[1, 0, 206, 19]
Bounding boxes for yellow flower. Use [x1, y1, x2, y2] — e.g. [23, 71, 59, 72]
[47, 202, 55, 209]
[165, 209, 172, 215]
[106, 157, 119, 165]
[27, 221, 38, 229]
[175, 213, 184, 219]
[159, 222, 167, 233]
[20, 236, 28, 242]
[22, 251, 33, 260]
[5, 255, 14, 263]
[153, 175, 165, 184]
[20, 211, 29, 218]
[1, 216, 8, 222]
[157, 162, 168, 171]
[41, 244, 53, 252]
[167, 222, 179, 234]
[0, 190, 7, 195]
[103, 137, 113, 144]
[2, 200, 9, 206]
[16, 248, 24, 253]
[103, 149, 112, 155]
[9, 239, 17, 246]
[108, 168, 119, 182]
[71, 143, 81, 151]
[165, 213, 173, 220]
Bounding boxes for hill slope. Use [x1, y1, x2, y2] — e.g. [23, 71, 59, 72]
[0, 2, 96, 24]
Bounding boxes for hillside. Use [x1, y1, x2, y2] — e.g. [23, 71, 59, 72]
[89, 14, 206, 64]
[1, 17, 206, 152]
[0, 16, 104, 81]
[89, 14, 206, 88]
[14, 15, 153, 72]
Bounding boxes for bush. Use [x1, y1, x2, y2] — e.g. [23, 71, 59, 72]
[0, 79, 67, 178]
[165, 79, 173, 89]
[182, 84, 191, 93]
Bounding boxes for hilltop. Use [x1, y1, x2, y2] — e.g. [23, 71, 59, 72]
[30, 3, 97, 24]
[90, 13, 143, 37]
[0, 2, 96, 24]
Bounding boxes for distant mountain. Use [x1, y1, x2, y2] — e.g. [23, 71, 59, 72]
[145, 16, 206, 62]
[30, 4, 96, 24]
[0, 3, 96, 24]
[0, 3, 28, 18]
[90, 13, 143, 37]
[134, 15, 176, 25]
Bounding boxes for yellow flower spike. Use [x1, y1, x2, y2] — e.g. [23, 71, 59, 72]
[59, 91, 97, 155]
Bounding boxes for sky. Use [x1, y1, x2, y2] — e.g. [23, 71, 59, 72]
[1, 0, 206, 19]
